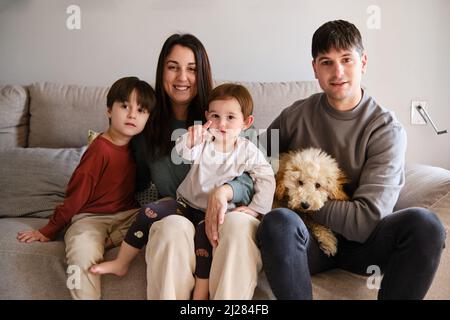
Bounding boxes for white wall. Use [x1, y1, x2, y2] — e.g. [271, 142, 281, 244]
[1, 0, 449, 168]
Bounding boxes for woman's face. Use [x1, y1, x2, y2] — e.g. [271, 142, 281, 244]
[163, 44, 198, 109]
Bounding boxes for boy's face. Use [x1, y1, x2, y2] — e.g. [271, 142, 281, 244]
[205, 98, 253, 143]
[107, 89, 150, 139]
[312, 47, 367, 110]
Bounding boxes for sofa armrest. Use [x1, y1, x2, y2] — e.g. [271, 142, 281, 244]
[395, 163, 450, 211]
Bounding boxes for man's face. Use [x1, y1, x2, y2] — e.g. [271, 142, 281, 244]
[312, 47, 367, 110]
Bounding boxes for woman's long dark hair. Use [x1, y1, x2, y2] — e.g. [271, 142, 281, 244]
[149, 33, 212, 158]
[133, 34, 212, 190]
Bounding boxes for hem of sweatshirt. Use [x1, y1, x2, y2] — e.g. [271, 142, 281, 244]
[248, 203, 271, 215]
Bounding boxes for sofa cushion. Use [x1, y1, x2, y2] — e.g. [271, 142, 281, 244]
[0, 85, 29, 148]
[214, 80, 323, 129]
[135, 184, 159, 206]
[0, 217, 273, 300]
[0, 147, 86, 218]
[0, 217, 147, 299]
[28, 82, 109, 148]
[395, 163, 450, 211]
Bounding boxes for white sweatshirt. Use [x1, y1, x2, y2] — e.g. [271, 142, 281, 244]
[175, 132, 275, 214]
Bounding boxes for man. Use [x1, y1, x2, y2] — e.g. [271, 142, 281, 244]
[257, 20, 446, 300]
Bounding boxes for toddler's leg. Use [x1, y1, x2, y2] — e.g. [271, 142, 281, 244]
[193, 277, 209, 300]
[194, 220, 213, 278]
[91, 199, 178, 276]
[125, 198, 179, 248]
[192, 220, 212, 300]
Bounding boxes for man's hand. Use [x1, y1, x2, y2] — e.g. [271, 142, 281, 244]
[187, 121, 212, 149]
[205, 184, 233, 248]
[234, 206, 260, 219]
[17, 230, 50, 243]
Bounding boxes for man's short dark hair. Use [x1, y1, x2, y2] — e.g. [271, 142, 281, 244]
[311, 20, 364, 59]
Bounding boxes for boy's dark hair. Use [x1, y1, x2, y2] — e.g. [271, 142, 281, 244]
[107, 76, 156, 113]
[311, 20, 364, 59]
[208, 83, 253, 119]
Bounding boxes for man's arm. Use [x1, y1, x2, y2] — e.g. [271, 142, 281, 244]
[314, 122, 407, 243]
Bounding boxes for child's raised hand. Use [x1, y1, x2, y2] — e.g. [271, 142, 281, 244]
[17, 230, 50, 243]
[187, 121, 212, 148]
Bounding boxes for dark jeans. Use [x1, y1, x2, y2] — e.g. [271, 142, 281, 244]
[256, 207, 446, 300]
[124, 198, 212, 279]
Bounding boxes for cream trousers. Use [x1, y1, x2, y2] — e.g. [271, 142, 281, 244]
[146, 211, 262, 299]
[64, 208, 139, 300]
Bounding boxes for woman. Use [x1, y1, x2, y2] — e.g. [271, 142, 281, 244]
[133, 34, 262, 299]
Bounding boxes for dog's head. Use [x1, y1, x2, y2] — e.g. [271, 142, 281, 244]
[275, 148, 348, 212]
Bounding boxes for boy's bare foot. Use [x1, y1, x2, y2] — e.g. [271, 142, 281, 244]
[89, 260, 128, 276]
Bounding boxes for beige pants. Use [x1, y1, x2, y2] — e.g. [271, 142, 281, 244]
[146, 211, 262, 299]
[64, 208, 139, 300]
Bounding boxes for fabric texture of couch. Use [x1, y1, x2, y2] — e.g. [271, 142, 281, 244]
[0, 81, 448, 300]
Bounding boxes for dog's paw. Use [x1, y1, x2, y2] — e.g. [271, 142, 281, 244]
[318, 230, 338, 257]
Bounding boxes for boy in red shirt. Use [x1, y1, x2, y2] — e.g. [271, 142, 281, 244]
[17, 76, 155, 299]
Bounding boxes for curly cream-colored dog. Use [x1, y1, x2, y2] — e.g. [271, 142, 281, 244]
[273, 148, 348, 256]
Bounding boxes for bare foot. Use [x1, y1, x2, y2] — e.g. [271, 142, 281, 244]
[89, 260, 128, 276]
[192, 289, 209, 300]
[192, 277, 209, 300]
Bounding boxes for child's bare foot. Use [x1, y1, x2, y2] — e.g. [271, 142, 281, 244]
[192, 277, 209, 300]
[89, 260, 128, 276]
[192, 289, 209, 300]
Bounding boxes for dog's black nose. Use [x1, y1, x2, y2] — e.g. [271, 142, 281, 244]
[301, 202, 310, 210]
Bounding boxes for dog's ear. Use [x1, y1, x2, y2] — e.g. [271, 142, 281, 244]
[275, 179, 286, 200]
[274, 153, 289, 200]
[330, 186, 348, 201]
[275, 168, 286, 200]
[330, 173, 349, 201]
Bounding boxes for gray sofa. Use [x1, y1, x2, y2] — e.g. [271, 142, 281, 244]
[0, 81, 449, 299]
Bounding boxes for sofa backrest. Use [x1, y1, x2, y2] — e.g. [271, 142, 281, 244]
[0, 85, 29, 148]
[215, 80, 322, 130]
[0, 81, 322, 149]
[27, 83, 110, 148]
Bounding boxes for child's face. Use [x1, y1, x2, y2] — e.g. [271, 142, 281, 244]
[107, 89, 150, 139]
[205, 98, 253, 143]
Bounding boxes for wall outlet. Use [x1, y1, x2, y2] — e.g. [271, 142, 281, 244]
[411, 100, 428, 125]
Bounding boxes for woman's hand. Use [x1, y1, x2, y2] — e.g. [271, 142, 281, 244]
[187, 120, 212, 148]
[205, 184, 233, 247]
[17, 230, 50, 243]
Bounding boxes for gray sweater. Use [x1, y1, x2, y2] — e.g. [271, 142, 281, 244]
[265, 90, 406, 243]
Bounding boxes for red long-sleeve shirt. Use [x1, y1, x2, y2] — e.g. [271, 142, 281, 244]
[39, 135, 139, 239]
